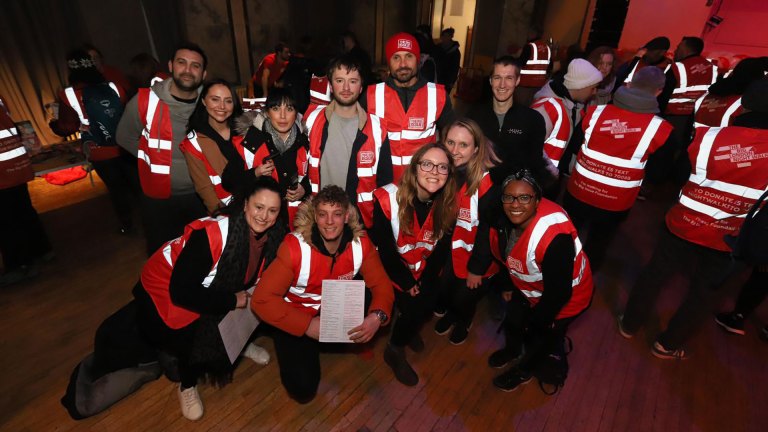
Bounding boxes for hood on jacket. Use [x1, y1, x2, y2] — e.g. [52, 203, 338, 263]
[150, 78, 201, 107]
[233, 110, 306, 137]
[292, 200, 364, 249]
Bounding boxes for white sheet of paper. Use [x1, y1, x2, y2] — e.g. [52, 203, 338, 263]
[319, 280, 365, 343]
[218, 287, 260, 364]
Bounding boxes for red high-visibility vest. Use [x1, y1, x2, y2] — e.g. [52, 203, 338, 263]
[503, 199, 593, 319]
[373, 183, 438, 288]
[532, 96, 572, 168]
[665, 56, 718, 116]
[666, 126, 768, 251]
[693, 93, 743, 128]
[366, 82, 446, 182]
[282, 231, 369, 313]
[567, 104, 673, 211]
[0, 98, 33, 189]
[451, 172, 498, 278]
[309, 75, 331, 106]
[136, 88, 174, 198]
[519, 41, 551, 88]
[141, 217, 228, 329]
[304, 104, 385, 227]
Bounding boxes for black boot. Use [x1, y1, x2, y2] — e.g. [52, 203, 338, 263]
[384, 343, 418, 386]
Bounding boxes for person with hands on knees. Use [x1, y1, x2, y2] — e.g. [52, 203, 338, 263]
[488, 170, 593, 392]
[251, 185, 394, 403]
[226, 87, 309, 226]
[132, 176, 287, 421]
[433, 118, 500, 345]
[371, 143, 458, 386]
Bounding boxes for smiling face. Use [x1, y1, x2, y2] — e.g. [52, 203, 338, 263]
[267, 103, 296, 136]
[415, 147, 450, 201]
[203, 84, 234, 125]
[168, 48, 206, 92]
[444, 125, 477, 168]
[596, 53, 614, 78]
[331, 66, 363, 106]
[490, 63, 520, 104]
[502, 180, 540, 229]
[314, 201, 348, 244]
[244, 189, 281, 234]
[389, 51, 419, 87]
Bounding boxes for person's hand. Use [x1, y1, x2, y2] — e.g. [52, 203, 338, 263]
[635, 47, 647, 59]
[501, 291, 513, 302]
[286, 184, 305, 201]
[254, 161, 275, 177]
[408, 284, 420, 297]
[305, 316, 321, 340]
[466, 272, 482, 289]
[348, 313, 382, 343]
[235, 291, 249, 308]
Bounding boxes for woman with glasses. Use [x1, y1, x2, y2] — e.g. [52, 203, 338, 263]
[487, 170, 593, 392]
[433, 118, 500, 345]
[223, 87, 309, 226]
[371, 143, 458, 386]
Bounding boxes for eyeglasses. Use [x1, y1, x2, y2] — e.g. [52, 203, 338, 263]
[501, 194, 534, 204]
[418, 160, 450, 175]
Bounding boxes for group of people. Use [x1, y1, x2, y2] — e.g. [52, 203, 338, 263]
[4, 25, 765, 423]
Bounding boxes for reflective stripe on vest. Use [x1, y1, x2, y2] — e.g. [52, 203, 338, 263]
[694, 94, 743, 128]
[534, 98, 569, 166]
[0, 127, 17, 140]
[521, 42, 551, 75]
[0, 145, 26, 161]
[64, 87, 88, 126]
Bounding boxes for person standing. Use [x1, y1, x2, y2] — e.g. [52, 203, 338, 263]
[116, 42, 208, 255]
[563, 67, 673, 272]
[618, 81, 768, 359]
[361, 32, 455, 183]
[514, 28, 552, 107]
[467, 56, 548, 186]
[437, 27, 461, 95]
[304, 55, 391, 228]
[613, 37, 673, 91]
[0, 96, 52, 286]
[180, 79, 244, 214]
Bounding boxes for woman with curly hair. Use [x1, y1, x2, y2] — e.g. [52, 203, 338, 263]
[371, 143, 457, 386]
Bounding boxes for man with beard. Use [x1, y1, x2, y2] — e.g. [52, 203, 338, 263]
[117, 42, 208, 254]
[361, 32, 454, 183]
[304, 55, 391, 228]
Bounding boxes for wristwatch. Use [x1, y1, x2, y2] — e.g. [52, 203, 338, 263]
[370, 309, 388, 323]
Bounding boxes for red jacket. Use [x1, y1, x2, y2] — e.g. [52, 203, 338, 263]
[666, 126, 768, 251]
[568, 104, 673, 211]
[503, 199, 593, 319]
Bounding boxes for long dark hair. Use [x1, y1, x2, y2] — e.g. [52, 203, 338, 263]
[186, 79, 243, 134]
[208, 176, 287, 293]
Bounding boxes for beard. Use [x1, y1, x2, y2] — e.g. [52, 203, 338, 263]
[393, 67, 417, 84]
[172, 73, 202, 92]
[334, 95, 359, 107]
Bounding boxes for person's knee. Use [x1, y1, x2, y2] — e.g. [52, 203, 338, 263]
[282, 374, 319, 404]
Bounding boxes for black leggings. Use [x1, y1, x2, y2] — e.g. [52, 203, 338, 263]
[390, 273, 441, 347]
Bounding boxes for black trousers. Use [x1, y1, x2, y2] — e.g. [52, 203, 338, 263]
[622, 228, 738, 349]
[563, 191, 628, 273]
[390, 273, 441, 347]
[440, 262, 491, 328]
[732, 267, 768, 317]
[271, 328, 320, 403]
[140, 193, 206, 255]
[91, 154, 139, 229]
[502, 289, 576, 373]
[0, 183, 51, 271]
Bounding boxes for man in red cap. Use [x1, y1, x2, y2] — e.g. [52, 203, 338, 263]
[361, 31, 455, 183]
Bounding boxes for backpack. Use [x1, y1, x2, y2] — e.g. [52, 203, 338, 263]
[533, 336, 572, 395]
[724, 190, 768, 265]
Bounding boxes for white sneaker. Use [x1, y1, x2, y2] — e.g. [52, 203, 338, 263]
[242, 342, 270, 365]
[178, 385, 204, 421]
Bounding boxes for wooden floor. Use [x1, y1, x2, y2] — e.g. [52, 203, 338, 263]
[2, 175, 767, 432]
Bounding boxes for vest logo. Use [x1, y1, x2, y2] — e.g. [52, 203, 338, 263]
[690, 63, 711, 75]
[397, 39, 413, 50]
[423, 230, 433, 241]
[599, 119, 642, 139]
[507, 256, 523, 272]
[337, 271, 355, 280]
[359, 151, 375, 164]
[714, 144, 768, 168]
[458, 208, 472, 222]
[408, 117, 425, 130]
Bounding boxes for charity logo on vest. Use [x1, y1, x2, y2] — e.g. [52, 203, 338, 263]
[337, 271, 355, 280]
[690, 63, 711, 74]
[714, 144, 768, 168]
[422, 230, 433, 241]
[397, 39, 412, 50]
[359, 151, 374, 164]
[458, 208, 472, 222]
[599, 119, 642, 139]
[507, 256, 523, 272]
[408, 117, 425, 130]
[702, 99, 729, 110]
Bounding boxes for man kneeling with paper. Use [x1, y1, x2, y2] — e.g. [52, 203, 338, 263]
[251, 185, 394, 403]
